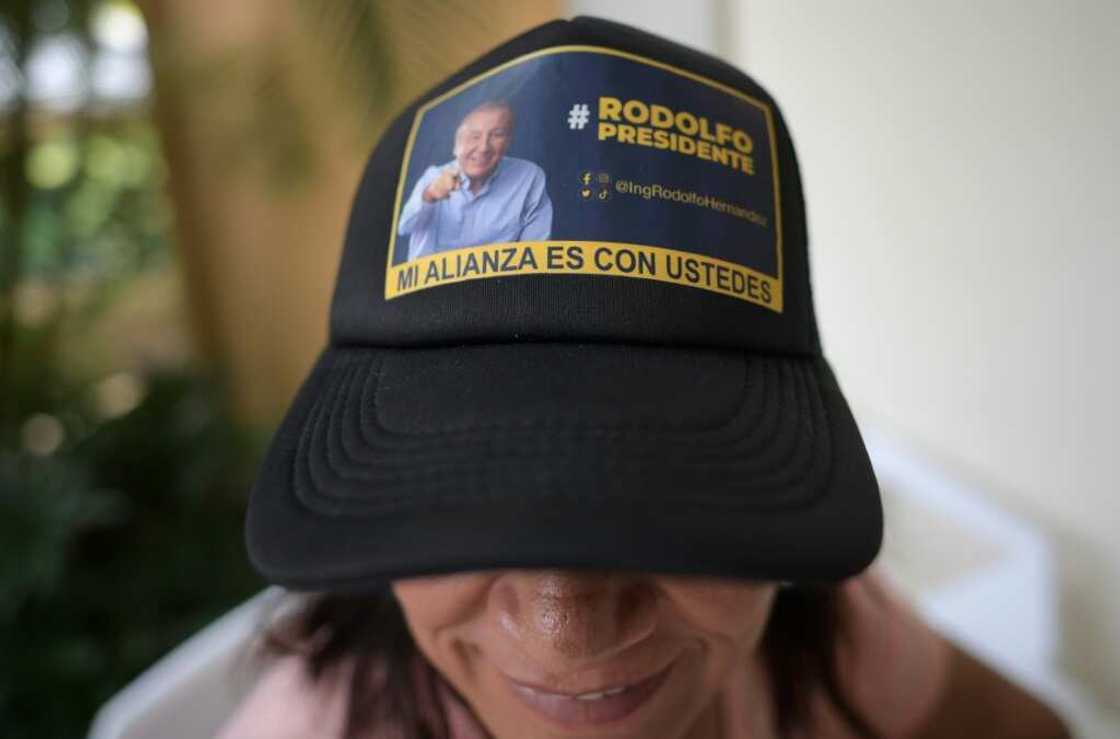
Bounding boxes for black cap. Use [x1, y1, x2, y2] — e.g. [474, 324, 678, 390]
[245, 16, 881, 591]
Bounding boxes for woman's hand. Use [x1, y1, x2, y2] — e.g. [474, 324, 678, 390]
[908, 639, 1073, 739]
[826, 566, 1071, 739]
[821, 566, 953, 738]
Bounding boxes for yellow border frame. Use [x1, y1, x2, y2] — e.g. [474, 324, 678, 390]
[383, 45, 784, 312]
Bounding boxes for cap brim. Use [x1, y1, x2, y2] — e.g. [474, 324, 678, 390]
[246, 343, 881, 591]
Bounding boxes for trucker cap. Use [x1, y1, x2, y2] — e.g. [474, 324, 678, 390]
[245, 16, 882, 592]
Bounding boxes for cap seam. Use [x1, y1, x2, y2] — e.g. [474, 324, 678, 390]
[292, 353, 829, 515]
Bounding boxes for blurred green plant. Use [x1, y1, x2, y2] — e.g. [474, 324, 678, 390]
[0, 369, 265, 738]
[1, 1, 267, 735]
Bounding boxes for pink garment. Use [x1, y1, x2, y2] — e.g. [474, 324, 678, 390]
[215, 652, 489, 739]
[214, 567, 950, 739]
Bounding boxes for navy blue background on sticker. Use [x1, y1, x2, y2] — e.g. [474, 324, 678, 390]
[392, 51, 777, 274]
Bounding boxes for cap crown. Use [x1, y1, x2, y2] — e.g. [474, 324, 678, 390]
[329, 17, 819, 355]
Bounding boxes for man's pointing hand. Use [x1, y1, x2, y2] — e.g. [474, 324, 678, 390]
[423, 164, 461, 202]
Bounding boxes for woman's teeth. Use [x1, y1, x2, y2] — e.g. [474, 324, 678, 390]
[573, 685, 630, 701]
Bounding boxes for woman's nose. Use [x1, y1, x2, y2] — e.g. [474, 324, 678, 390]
[489, 569, 658, 665]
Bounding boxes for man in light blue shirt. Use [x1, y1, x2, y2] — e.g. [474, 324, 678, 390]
[398, 100, 553, 261]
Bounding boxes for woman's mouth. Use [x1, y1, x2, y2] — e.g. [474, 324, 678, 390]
[504, 661, 674, 728]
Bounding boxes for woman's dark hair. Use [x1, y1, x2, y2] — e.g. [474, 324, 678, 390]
[260, 581, 883, 739]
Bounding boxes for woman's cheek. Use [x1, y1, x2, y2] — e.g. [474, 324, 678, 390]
[392, 573, 494, 633]
[660, 579, 778, 645]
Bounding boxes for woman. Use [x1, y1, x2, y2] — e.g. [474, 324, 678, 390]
[217, 565, 1071, 738]
[224, 16, 1072, 739]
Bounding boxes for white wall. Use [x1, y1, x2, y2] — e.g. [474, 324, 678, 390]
[730, 0, 1120, 707]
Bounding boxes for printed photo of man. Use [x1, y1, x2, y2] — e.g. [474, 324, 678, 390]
[398, 100, 553, 261]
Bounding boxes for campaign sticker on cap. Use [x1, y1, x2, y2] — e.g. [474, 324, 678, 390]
[385, 46, 784, 312]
